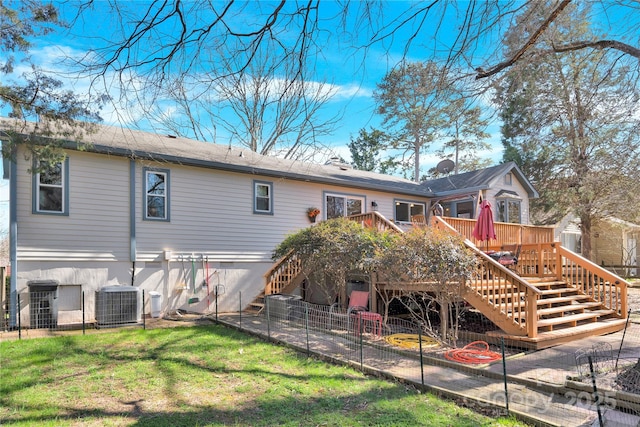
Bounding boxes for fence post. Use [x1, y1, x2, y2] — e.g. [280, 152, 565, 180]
[501, 337, 509, 415]
[305, 303, 310, 355]
[359, 315, 364, 370]
[239, 291, 242, 329]
[82, 291, 85, 335]
[266, 294, 271, 340]
[215, 286, 218, 322]
[418, 324, 424, 387]
[615, 309, 632, 371]
[142, 290, 146, 330]
[588, 356, 604, 427]
[17, 292, 21, 340]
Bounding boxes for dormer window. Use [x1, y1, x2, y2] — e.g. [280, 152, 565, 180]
[504, 173, 513, 185]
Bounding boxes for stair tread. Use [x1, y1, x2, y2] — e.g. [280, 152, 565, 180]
[502, 302, 604, 319]
[487, 318, 628, 346]
[538, 287, 578, 295]
[537, 310, 615, 327]
[537, 295, 589, 305]
[537, 301, 603, 315]
[525, 278, 565, 285]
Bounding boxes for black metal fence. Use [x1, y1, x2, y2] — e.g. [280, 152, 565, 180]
[225, 293, 640, 427]
[1, 289, 147, 338]
[2, 287, 639, 427]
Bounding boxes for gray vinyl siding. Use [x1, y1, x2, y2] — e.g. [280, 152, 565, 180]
[133, 160, 416, 263]
[15, 146, 427, 266]
[16, 149, 131, 261]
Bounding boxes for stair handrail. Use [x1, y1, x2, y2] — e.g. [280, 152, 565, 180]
[265, 212, 400, 299]
[432, 216, 543, 337]
[264, 249, 303, 296]
[347, 211, 404, 233]
[557, 246, 628, 317]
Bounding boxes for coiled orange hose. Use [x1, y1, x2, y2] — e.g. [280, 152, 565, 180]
[444, 341, 502, 364]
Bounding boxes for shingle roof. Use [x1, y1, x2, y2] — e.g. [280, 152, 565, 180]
[0, 118, 433, 198]
[420, 162, 538, 198]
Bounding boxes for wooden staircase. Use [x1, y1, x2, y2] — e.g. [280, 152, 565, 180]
[252, 213, 629, 349]
[433, 217, 630, 349]
[466, 275, 627, 349]
[253, 212, 401, 313]
[249, 249, 305, 313]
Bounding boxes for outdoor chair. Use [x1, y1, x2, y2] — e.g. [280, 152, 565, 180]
[347, 291, 382, 337]
[329, 290, 382, 337]
[498, 244, 521, 268]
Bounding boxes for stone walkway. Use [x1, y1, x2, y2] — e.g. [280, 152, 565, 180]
[216, 313, 640, 427]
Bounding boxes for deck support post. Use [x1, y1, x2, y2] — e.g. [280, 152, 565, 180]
[555, 245, 563, 282]
[370, 273, 377, 313]
[526, 288, 538, 338]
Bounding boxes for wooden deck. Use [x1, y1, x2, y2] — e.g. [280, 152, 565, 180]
[256, 212, 629, 349]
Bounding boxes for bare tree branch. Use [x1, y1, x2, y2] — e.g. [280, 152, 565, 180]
[552, 39, 640, 58]
[475, 0, 572, 79]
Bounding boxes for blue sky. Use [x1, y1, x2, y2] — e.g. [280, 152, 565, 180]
[3, 1, 505, 171]
[1, 0, 638, 237]
[2, 0, 636, 211]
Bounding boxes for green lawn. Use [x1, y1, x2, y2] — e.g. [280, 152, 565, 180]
[1, 324, 526, 426]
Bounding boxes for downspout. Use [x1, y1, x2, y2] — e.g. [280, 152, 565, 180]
[130, 159, 136, 286]
[8, 145, 17, 327]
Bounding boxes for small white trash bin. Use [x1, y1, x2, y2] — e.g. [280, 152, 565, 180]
[149, 291, 162, 318]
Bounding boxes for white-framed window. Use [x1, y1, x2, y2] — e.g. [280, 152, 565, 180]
[325, 192, 364, 219]
[33, 158, 69, 215]
[496, 199, 521, 223]
[394, 200, 426, 223]
[254, 180, 273, 214]
[144, 168, 169, 221]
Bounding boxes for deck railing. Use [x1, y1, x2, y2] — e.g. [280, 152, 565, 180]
[441, 217, 555, 250]
[431, 216, 542, 337]
[510, 242, 558, 279]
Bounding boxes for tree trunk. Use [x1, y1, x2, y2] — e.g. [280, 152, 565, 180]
[414, 141, 421, 183]
[580, 214, 592, 260]
[439, 298, 449, 342]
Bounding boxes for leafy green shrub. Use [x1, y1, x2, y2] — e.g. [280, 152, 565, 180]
[274, 218, 393, 304]
[375, 227, 477, 344]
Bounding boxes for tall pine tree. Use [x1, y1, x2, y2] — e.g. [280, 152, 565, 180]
[495, 2, 640, 259]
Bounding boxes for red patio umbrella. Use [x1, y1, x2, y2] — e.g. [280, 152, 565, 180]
[472, 200, 496, 250]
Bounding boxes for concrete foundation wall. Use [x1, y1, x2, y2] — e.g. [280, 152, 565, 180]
[14, 260, 270, 325]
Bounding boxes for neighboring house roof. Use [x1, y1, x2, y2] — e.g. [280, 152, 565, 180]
[600, 216, 640, 230]
[0, 118, 433, 198]
[420, 162, 539, 199]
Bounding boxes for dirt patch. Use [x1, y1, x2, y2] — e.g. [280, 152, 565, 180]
[627, 285, 640, 323]
[146, 311, 214, 329]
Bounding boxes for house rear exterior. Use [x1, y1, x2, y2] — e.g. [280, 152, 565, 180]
[2, 119, 536, 328]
